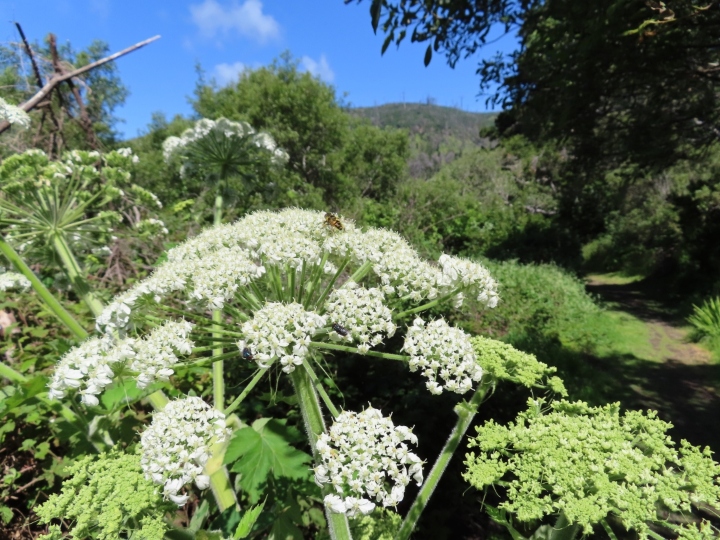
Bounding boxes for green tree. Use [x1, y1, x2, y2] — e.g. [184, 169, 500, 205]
[192, 53, 410, 209]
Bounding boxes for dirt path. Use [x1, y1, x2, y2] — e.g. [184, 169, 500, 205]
[585, 276, 720, 452]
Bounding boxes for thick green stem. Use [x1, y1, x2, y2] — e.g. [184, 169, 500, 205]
[213, 193, 223, 226]
[212, 309, 224, 410]
[548, 512, 581, 540]
[291, 367, 352, 540]
[397, 379, 493, 540]
[0, 236, 88, 339]
[51, 234, 105, 317]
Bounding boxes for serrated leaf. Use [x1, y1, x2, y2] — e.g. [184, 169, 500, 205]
[370, 0, 382, 33]
[224, 419, 312, 502]
[233, 500, 265, 539]
[424, 44, 432, 66]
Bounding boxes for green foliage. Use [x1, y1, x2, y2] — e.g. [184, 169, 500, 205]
[233, 500, 265, 539]
[37, 451, 174, 540]
[464, 399, 720, 538]
[470, 260, 605, 352]
[224, 418, 312, 503]
[688, 296, 720, 357]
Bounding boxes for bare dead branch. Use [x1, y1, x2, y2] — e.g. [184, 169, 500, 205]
[0, 34, 161, 135]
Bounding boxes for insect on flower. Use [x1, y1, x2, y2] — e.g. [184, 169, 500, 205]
[242, 347, 254, 361]
[323, 212, 344, 231]
[332, 323, 349, 337]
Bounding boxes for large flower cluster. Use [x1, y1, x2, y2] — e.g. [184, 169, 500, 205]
[0, 271, 31, 292]
[324, 285, 396, 353]
[0, 97, 31, 130]
[48, 321, 194, 404]
[403, 318, 482, 395]
[162, 117, 288, 168]
[315, 406, 423, 517]
[140, 397, 230, 506]
[239, 302, 326, 373]
[48, 335, 133, 406]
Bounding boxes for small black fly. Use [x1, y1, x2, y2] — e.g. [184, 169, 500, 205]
[242, 347, 254, 361]
[332, 323, 349, 337]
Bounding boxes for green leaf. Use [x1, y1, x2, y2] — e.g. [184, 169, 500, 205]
[196, 531, 226, 540]
[233, 500, 265, 539]
[381, 33, 394, 55]
[370, 0, 382, 33]
[268, 513, 303, 540]
[424, 44, 432, 66]
[224, 418, 311, 502]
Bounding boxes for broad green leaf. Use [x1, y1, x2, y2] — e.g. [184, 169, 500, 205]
[268, 512, 303, 540]
[233, 500, 265, 539]
[224, 418, 311, 502]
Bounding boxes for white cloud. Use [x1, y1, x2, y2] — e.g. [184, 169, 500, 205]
[214, 62, 247, 86]
[190, 0, 280, 44]
[300, 54, 334, 83]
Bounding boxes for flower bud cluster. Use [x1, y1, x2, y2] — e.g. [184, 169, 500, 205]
[130, 321, 194, 388]
[403, 318, 482, 395]
[239, 302, 326, 373]
[0, 271, 31, 292]
[324, 285, 396, 353]
[140, 397, 230, 506]
[315, 406, 423, 517]
[49, 321, 194, 403]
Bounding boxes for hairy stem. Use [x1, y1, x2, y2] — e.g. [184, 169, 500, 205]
[291, 367, 352, 540]
[51, 234, 105, 317]
[397, 379, 492, 540]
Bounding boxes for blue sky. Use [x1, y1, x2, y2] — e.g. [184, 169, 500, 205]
[0, 0, 517, 140]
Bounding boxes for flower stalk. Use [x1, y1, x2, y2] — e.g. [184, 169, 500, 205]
[397, 378, 493, 540]
[0, 234, 88, 339]
[51, 234, 105, 318]
[291, 367, 352, 540]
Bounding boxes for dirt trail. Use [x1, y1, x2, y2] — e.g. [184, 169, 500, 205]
[585, 277, 720, 452]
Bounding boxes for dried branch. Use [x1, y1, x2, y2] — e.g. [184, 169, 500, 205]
[0, 34, 160, 135]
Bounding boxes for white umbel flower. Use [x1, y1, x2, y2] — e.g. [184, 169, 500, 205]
[239, 302, 326, 373]
[0, 97, 30, 130]
[48, 335, 135, 406]
[403, 318, 482, 395]
[438, 254, 499, 308]
[140, 397, 230, 506]
[315, 406, 423, 517]
[130, 320, 194, 388]
[0, 271, 31, 292]
[324, 285, 396, 352]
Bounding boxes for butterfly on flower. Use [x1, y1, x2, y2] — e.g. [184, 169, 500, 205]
[323, 212, 344, 231]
